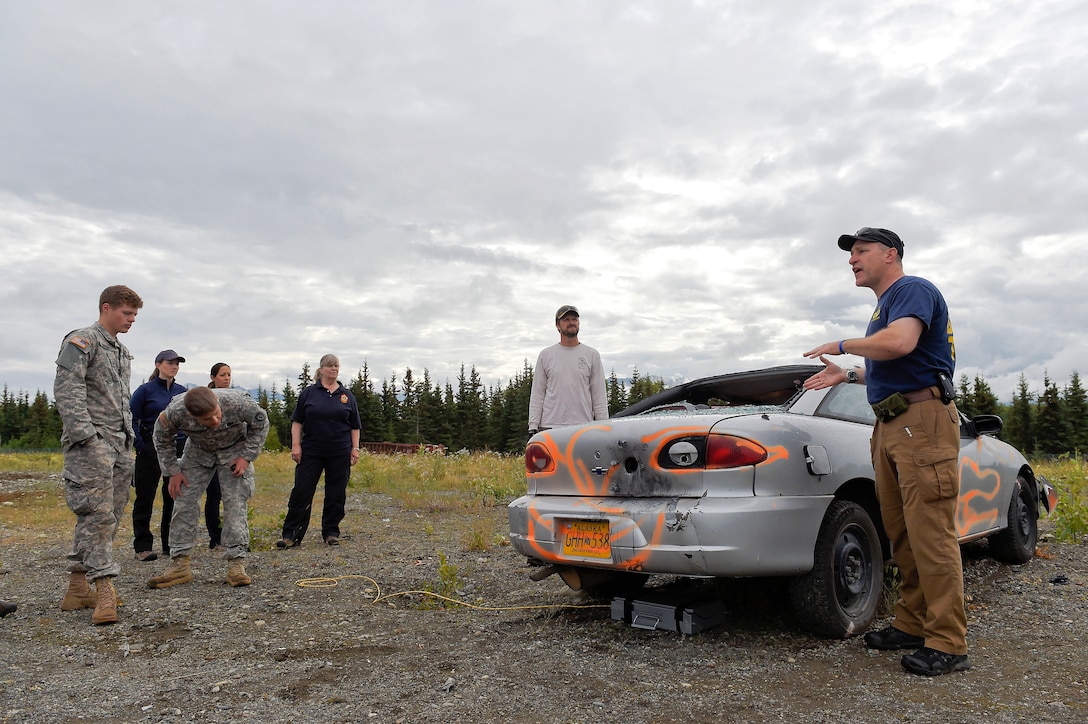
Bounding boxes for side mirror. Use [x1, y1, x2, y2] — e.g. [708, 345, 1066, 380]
[970, 414, 1004, 436]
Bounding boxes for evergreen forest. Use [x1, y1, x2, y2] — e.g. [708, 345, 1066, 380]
[3, 365, 1085, 457]
[0, 361, 667, 455]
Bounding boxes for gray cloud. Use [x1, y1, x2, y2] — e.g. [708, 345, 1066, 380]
[1, 0, 1086, 404]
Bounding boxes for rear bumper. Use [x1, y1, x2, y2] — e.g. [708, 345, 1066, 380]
[507, 494, 832, 577]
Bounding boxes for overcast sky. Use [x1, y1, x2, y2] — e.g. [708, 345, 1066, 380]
[2, 1, 1085, 403]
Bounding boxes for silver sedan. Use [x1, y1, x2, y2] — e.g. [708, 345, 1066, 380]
[508, 365, 1056, 637]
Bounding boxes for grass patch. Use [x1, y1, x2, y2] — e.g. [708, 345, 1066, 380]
[0, 451, 64, 473]
[0, 490, 70, 539]
[352, 449, 522, 512]
[4, 451, 1082, 547]
[464, 518, 492, 552]
[1036, 457, 1088, 543]
[0, 449, 525, 550]
[879, 564, 901, 617]
[417, 551, 464, 610]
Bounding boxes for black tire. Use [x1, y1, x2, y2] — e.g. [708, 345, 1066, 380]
[788, 499, 882, 638]
[989, 478, 1037, 564]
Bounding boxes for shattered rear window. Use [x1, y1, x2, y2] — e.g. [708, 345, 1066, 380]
[638, 402, 785, 417]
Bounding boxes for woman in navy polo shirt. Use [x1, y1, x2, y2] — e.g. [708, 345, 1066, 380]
[130, 349, 188, 561]
[277, 354, 361, 548]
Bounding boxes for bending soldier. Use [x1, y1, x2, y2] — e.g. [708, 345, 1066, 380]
[147, 387, 269, 589]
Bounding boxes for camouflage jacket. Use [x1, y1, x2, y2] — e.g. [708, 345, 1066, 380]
[153, 389, 269, 477]
[53, 321, 135, 453]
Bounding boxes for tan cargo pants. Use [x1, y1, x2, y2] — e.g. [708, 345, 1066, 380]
[872, 397, 967, 655]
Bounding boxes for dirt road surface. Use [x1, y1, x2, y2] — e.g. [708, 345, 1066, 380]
[1, 479, 1086, 723]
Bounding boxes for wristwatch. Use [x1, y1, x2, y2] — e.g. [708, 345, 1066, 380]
[846, 368, 859, 384]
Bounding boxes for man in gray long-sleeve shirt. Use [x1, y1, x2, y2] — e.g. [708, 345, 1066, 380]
[147, 387, 268, 590]
[54, 284, 143, 626]
[528, 305, 608, 434]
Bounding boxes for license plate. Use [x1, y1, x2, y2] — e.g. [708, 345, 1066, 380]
[561, 519, 611, 559]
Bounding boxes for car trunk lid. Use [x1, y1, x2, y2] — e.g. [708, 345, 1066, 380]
[527, 414, 758, 498]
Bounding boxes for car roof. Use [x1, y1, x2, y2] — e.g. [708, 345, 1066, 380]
[613, 364, 824, 418]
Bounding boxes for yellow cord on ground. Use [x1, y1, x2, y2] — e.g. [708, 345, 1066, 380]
[295, 573, 610, 611]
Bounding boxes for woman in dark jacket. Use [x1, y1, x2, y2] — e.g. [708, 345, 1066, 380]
[130, 350, 187, 561]
[277, 354, 361, 548]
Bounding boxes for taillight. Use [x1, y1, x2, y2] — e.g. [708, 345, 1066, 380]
[525, 442, 555, 473]
[706, 434, 768, 469]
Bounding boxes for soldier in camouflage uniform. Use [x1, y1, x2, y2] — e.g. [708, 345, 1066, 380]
[54, 284, 143, 626]
[148, 386, 269, 589]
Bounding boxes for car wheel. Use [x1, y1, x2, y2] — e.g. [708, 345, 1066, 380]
[988, 478, 1037, 564]
[788, 499, 882, 638]
[557, 567, 648, 599]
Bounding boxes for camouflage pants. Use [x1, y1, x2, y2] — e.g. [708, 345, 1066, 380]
[63, 436, 134, 580]
[167, 459, 253, 560]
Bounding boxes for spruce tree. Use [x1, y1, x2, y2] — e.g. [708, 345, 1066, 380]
[1006, 374, 1035, 454]
[349, 361, 382, 442]
[380, 374, 398, 442]
[956, 374, 975, 418]
[629, 367, 666, 405]
[607, 369, 628, 415]
[1035, 373, 1071, 455]
[1063, 371, 1088, 454]
[439, 381, 456, 448]
[19, 391, 57, 448]
[971, 375, 1000, 416]
[414, 369, 442, 445]
[297, 363, 312, 396]
[399, 368, 418, 443]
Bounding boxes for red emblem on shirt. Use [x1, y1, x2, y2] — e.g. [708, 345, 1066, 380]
[340, 394, 348, 404]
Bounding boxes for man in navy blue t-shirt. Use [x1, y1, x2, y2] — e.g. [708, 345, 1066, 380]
[804, 227, 968, 677]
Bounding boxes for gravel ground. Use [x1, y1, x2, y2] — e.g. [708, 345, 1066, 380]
[1, 474, 1086, 724]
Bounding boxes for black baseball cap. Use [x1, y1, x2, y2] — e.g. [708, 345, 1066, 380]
[837, 227, 904, 258]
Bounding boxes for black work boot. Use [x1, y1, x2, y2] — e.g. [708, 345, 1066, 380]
[901, 647, 971, 676]
[864, 625, 925, 650]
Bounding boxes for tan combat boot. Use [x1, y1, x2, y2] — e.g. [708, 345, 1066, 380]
[60, 571, 97, 610]
[147, 555, 192, 589]
[226, 557, 251, 587]
[91, 577, 118, 625]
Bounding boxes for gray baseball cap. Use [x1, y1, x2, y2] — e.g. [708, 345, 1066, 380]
[155, 349, 186, 363]
[555, 305, 579, 321]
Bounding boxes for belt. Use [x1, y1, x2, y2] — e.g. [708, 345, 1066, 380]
[872, 386, 942, 422]
[902, 386, 940, 404]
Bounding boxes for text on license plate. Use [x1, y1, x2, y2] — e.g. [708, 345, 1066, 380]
[561, 519, 611, 559]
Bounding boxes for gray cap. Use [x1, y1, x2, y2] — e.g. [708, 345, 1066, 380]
[155, 349, 186, 363]
[555, 305, 579, 321]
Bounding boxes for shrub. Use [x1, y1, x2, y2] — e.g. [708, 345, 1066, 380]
[1035, 457, 1088, 543]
